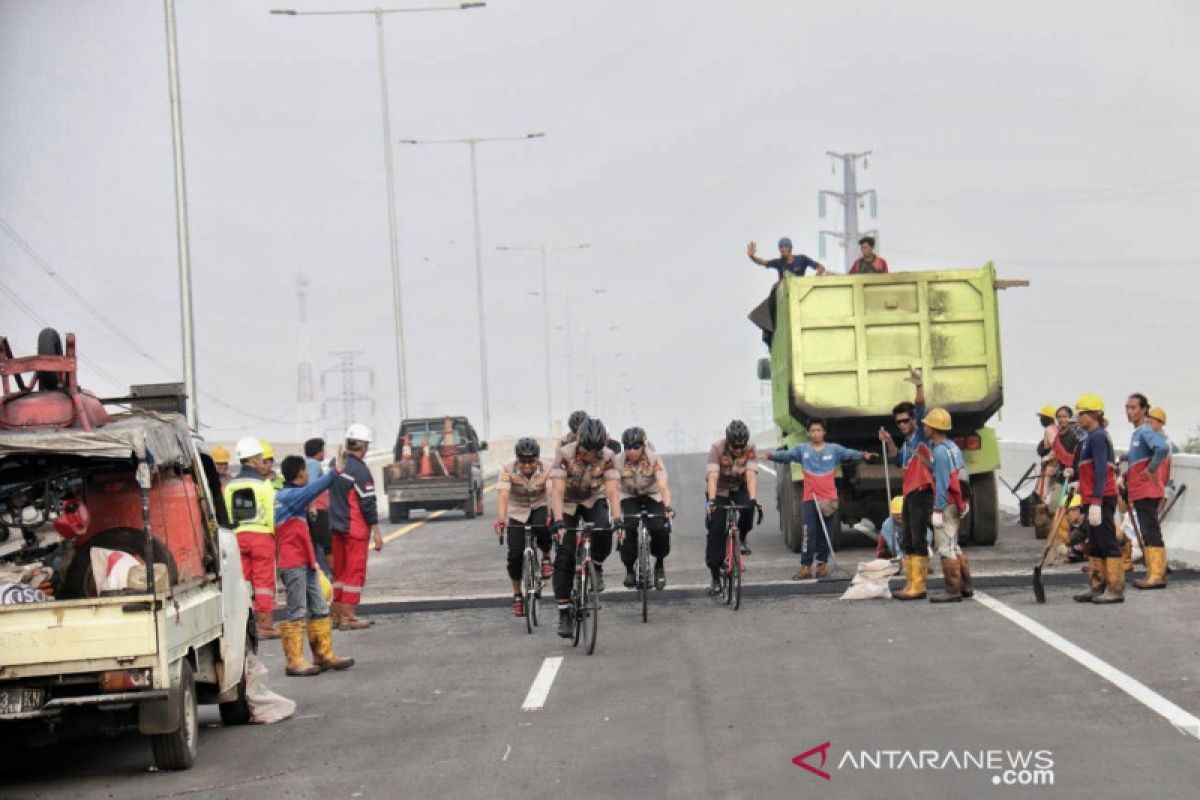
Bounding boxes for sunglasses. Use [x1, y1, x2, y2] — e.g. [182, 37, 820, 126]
[626, 443, 644, 450]
[895, 417, 913, 425]
[517, 457, 539, 465]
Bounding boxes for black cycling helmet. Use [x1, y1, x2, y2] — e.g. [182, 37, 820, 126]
[567, 410, 589, 433]
[622, 426, 647, 450]
[577, 418, 608, 452]
[725, 419, 750, 448]
[514, 437, 540, 459]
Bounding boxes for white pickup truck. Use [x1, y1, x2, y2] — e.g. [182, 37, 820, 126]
[0, 412, 254, 771]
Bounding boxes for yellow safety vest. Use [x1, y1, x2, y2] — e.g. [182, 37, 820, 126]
[224, 477, 276, 535]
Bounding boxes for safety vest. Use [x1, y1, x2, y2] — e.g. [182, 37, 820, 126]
[224, 477, 275, 535]
[902, 442, 935, 495]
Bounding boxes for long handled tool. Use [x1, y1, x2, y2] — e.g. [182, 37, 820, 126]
[1033, 485, 1075, 603]
[813, 500, 851, 581]
[998, 462, 1039, 499]
[1158, 483, 1187, 523]
[1119, 487, 1146, 557]
[879, 429, 901, 562]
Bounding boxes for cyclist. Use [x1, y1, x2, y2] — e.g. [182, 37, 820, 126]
[550, 418, 622, 637]
[614, 427, 673, 591]
[704, 420, 760, 596]
[494, 438, 552, 618]
[556, 409, 622, 457]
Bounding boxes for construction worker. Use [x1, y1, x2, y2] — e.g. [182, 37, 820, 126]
[260, 440, 283, 490]
[1064, 493, 1088, 561]
[615, 427, 674, 591]
[878, 496, 934, 559]
[848, 236, 888, 274]
[550, 418, 622, 637]
[923, 408, 972, 602]
[704, 420, 760, 595]
[329, 423, 384, 629]
[1123, 398, 1172, 590]
[747, 237, 827, 281]
[879, 367, 932, 600]
[274, 455, 354, 676]
[495, 437, 553, 618]
[224, 437, 280, 639]
[303, 438, 333, 579]
[211, 445, 232, 487]
[762, 419, 877, 579]
[1070, 394, 1123, 604]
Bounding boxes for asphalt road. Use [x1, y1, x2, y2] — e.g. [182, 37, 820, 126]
[4, 453, 1198, 799]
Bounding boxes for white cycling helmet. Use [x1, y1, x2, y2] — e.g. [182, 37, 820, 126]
[234, 436, 264, 461]
[346, 423, 373, 443]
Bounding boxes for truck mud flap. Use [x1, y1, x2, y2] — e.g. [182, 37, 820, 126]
[138, 659, 183, 734]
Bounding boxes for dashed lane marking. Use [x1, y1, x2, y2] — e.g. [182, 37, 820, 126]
[521, 656, 564, 711]
[973, 590, 1200, 740]
[382, 483, 498, 543]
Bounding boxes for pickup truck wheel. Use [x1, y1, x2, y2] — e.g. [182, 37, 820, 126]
[463, 489, 479, 519]
[388, 502, 409, 524]
[218, 618, 256, 726]
[150, 660, 198, 771]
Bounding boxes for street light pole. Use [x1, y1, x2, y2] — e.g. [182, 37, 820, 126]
[270, 3, 486, 425]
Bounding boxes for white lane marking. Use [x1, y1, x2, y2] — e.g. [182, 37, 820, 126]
[758, 464, 777, 477]
[973, 591, 1200, 739]
[502, 744, 512, 762]
[521, 656, 564, 712]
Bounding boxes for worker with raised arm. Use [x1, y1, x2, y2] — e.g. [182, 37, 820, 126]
[879, 367, 932, 600]
[747, 237, 826, 282]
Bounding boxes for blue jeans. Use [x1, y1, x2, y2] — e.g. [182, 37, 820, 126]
[281, 566, 330, 622]
[314, 544, 333, 580]
[801, 500, 838, 566]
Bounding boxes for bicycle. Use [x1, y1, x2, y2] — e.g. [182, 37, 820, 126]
[559, 522, 603, 654]
[616, 511, 670, 623]
[507, 523, 548, 634]
[717, 503, 762, 610]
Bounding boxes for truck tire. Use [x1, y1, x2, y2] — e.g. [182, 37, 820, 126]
[777, 475, 804, 553]
[218, 618, 256, 726]
[389, 502, 409, 524]
[64, 527, 179, 599]
[150, 660, 198, 771]
[967, 473, 999, 546]
[36, 327, 63, 390]
[463, 488, 478, 519]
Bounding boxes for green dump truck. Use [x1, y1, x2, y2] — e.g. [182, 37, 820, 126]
[754, 262, 1010, 548]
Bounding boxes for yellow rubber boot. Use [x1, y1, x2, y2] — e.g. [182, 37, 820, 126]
[1133, 547, 1167, 590]
[1121, 539, 1133, 573]
[282, 621, 321, 676]
[307, 616, 355, 671]
[1073, 557, 1106, 602]
[1093, 557, 1126, 604]
[895, 555, 928, 601]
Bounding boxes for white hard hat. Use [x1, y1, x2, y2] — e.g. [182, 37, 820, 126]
[346, 423, 372, 443]
[234, 436, 264, 461]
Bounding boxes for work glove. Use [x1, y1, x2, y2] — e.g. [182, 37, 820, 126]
[1066, 481, 1079, 495]
[493, 519, 507, 536]
[1088, 504, 1102, 527]
[932, 510, 945, 528]
[962, 502, 971, 518]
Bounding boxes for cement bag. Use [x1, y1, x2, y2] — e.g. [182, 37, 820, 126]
[840, 558, 899, 601]
[245, 654, 296, 724]
[90, 547, 142, 593]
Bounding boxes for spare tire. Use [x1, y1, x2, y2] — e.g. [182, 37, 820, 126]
[36, 328, 63, 391]
[63, 527, 179, 598]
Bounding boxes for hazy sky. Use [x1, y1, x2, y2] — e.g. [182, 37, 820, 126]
[2, 0, 1198, 451]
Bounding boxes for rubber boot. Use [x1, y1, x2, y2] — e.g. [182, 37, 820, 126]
[792, 564, 813, 580]
[281, 621, 321, 676]
[930, 557, 963, 603]
[815, 562, 829, 579]
[1093, 557, 1126, 604]
[895, 555, 928, 601]
[557, 606, 573, 638]
[339, 604, 372, 630]
[1121, 539, 1133, 573]
[255, 610, 280, 640]
[307, 616, 354, 670]
[957, 553, 974, 598]
[1073, 557, 1106, 602]
[1133, 547, 1168, 590]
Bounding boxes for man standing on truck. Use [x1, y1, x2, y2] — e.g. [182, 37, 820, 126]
[704, 420, 760, 596]
[1070, 395, 1124, 604]
[848, 236, 888, 274]
[495, 438, 554, 618]
[761, 419, 876, 580]
[329, 423, 384, 630]
[550, 418, 622, 637]
[225, 437, 281, 639]
[879, 368, 933, 601]
[747, 238, 826, 281]
[1122, 396, 1172, 590]
[615, 427, 674, 591]
[274, 455, 355, 675]
[924, 408, 973, 603]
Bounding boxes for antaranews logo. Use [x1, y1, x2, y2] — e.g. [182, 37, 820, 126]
[793, 744, 1055, 787]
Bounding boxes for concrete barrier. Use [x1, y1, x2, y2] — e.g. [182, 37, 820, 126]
[996, 440, 1199, 569]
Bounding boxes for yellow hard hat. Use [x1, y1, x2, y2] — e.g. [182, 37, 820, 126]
[1068, 493, 1082, 509]
[1075, 394, 1104, 414]
[890, 496, 904, 516]
[1148, 406, 1167, 424]
[210, 444, 230, 464]
[922, 407, 952, 432]
[259, 439, 275, 460]
[1037, 405, 1056, 419]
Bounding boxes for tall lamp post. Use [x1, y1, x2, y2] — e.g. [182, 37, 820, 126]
[496, 243, 590, 436]
[400, 133, 545, 440]
[270, 2, 486, 423]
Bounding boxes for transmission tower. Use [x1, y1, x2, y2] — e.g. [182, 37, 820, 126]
[296, 274, 317, 442]
[321, 351, 376, 441]
[819, 151, 878, 272]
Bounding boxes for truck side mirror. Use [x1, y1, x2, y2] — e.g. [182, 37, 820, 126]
[757, 358, 771, 381]
[478, 441, 488, 451]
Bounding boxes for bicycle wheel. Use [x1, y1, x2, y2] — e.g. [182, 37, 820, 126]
[722, 533, 734, 605]
[571, 575, 582, 648]
[523, 550, 538, 634]
[638, 534, 649, 623]
[582, 562, 599, 655]
[732, 539, 743, 611]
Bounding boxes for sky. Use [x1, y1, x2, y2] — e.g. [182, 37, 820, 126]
[2, 0, 1198, 452]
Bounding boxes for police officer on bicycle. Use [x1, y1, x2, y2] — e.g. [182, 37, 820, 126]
[614, 427, 674, 591]
[494, 438, 552, 619]
[550, 418, 622, 637]
[705, 420, 760, 596]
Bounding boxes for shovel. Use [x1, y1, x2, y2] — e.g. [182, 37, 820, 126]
[1158, 483, 1187, 524]
[1033, 485, 1075, 603]
[813, 500, 851, 581]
